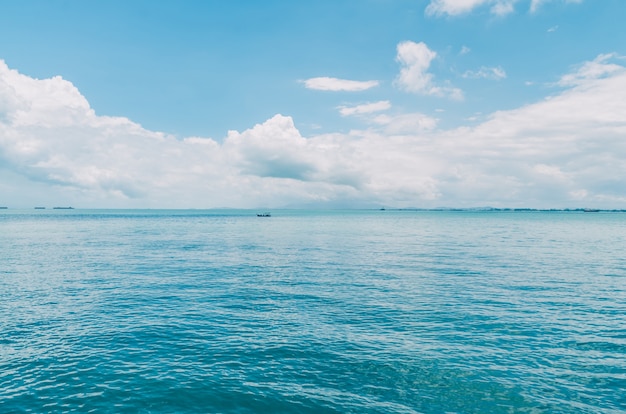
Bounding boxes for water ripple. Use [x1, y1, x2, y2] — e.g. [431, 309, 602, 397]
[1, 210, 625, 412]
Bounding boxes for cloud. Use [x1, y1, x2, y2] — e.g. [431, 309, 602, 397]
[558, 53, 623, 86]
[1, 54, 626, 208]
[394, 41, 463, 100]
[0, 60, 232, 207]
[425, 0, 583, 16]
[530, 0, 583, 13]
[463, 66, 507, 80]
[302, 77, 379, 92]
[372, 113, 439, 134]
[425, 0, 518, 17]
[338, 100, 438, 134]
[338, 101, 391, 117]
[223, 114, 316, 181]
[442, 54, 626, 206]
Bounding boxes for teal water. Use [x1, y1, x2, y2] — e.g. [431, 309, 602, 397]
[1, 209, 625, 413]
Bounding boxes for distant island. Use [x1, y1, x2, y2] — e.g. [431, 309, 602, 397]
[376, 207, 622, 212]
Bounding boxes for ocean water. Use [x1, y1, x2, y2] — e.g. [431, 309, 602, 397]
[1, 209, 625, 413]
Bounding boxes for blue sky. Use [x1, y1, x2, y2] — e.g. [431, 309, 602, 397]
[1, 0, 625, 208]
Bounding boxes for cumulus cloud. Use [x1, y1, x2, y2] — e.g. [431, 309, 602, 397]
[0, 60, 236, 207]
[302, 77, 379, 92]
[338, 101, 391, 117]
[394, 41, 463, 100]
[1, 54, 625, 208]
[463, 66, 507, 80]
[223, 115, 316, 181]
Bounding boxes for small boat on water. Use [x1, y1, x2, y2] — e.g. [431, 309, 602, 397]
[583, 208, 600, 212]
[53, 206, 74, 210]
[257, 212, 271, 217]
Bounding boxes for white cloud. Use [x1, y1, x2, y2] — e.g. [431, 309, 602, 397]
[491, 0, 516, 15]
[223, 114, 316, 181]
[425, 0, 583, 16]
[533, 164, 567, 180]
[372, 112, 439, 134]
[1, 54, 626, 209]
[460, 46, 471, 55]
[425, 0, 518, 17]
[443, 54, 626, 206]
[338, 101, 391, 117]
[463, 66, 507, 80]
[558, 53, 623, 86]
[0, 60, 230, 207]
[395, 41, 436, 91]
[302, 77, 379, 92]
[394, 41, 463, 100]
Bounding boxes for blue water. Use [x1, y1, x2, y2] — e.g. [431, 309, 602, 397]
[1, 209, 625, 413]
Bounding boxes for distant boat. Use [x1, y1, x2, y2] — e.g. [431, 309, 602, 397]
[53, 206, 74, 210]
[257, 212, 271, 217]
[583, 208, 600, 212]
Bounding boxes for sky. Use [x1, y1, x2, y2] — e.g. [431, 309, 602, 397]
[1, 0, 625, 209]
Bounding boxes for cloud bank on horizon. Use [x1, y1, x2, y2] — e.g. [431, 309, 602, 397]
[1, 0, 625, 209]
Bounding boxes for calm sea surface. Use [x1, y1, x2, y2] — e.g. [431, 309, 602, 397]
[1, 209, 625, 413]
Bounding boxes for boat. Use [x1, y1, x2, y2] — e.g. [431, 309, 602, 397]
[257, 212, 271, 217]
[583, 208, 600, 212]
[53, 206, 74, 210]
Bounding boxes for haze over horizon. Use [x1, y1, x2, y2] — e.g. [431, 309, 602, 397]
[1, 0, 625, 209]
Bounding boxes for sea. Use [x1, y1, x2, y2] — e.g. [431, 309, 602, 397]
[1, 209, 625, 413]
